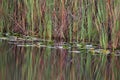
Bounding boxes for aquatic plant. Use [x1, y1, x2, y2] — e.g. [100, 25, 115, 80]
[0, 0, 120, 49]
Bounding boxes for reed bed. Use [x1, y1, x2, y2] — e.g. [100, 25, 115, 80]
[0, 1, 120, 79]
[0, 0, 120, 49]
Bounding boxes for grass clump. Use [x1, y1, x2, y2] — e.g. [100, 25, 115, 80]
[0, 0, 120, 49]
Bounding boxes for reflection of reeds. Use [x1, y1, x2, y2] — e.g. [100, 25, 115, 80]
[0, 43, 120, 80]
[0, 0, 120, 48]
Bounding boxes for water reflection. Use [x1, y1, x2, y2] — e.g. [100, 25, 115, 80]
[0, 41, 120, 80]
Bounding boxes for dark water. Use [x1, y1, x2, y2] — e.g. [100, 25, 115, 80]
[0, 40, 120, 80]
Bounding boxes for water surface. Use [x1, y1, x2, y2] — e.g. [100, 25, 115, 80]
[0, 40, 120, 80]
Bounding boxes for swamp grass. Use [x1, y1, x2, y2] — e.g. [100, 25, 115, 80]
[0, 0, 120, 49]
[0, 1, 120, 80]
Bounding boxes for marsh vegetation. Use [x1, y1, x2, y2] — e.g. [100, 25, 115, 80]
[0, 0, 120, 80]
[0, 0, 120, 48]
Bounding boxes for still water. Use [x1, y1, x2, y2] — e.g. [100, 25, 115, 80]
[0, 40, 120, 80]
